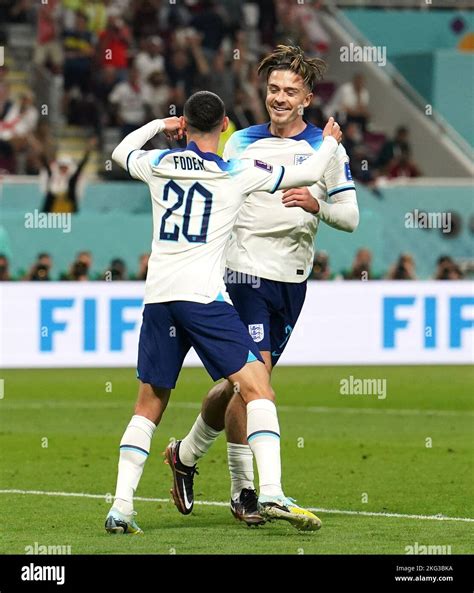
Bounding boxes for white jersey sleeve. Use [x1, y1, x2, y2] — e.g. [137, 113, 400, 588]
[234, 136, 339, 197]
[233, 159, 284, 195]
[111, 118, 166, 181]
[127, 149, 166, 183]
[310, 144, 359, 232]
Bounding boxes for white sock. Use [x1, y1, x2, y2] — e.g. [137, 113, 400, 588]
[227, 443, 255, 501]
[179, 413, 221, 467]
[113, 415, 156, 516]
[246, 399, 283, 497]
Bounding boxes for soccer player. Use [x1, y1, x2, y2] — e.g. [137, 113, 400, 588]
[105, 90, 342, 534]
[168, 46, 359, 526]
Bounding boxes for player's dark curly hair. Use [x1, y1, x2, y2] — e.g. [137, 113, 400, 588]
[257, 45, 327, 90]
[184, 91, 226, 133]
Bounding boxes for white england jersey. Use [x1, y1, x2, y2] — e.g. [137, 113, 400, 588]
[123, 134, 339, 305]
[223, 122, 357, 283]
[127, 142, 283, 304]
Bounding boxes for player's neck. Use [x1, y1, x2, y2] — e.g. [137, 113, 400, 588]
[269, 117, 307, 139]
[186, 134, 219, 155]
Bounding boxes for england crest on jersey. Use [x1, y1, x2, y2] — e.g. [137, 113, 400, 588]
[248, 323, 264, 343]
[294, 154, 312, 165]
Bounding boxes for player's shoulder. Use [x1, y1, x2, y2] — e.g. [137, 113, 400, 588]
[226, 123, 273, 151]
[136, 148, 180, 168]
[293, 121, 324, 150]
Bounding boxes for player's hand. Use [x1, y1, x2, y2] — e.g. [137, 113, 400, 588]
[281, 187, 320, 214]
[322, 117, 342, 143]
[162, 116, 185, 141]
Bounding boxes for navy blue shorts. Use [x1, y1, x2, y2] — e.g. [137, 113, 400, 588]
[225, 272, 307, 367]
[137, 300, 264, 389]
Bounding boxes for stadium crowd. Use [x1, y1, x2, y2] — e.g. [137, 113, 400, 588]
[0, 0, 420, 182]
[0, 1, 464, 283]
[0, 250, 465, 282]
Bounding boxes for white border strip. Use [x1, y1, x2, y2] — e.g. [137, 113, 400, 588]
[1, 489, 472, 523]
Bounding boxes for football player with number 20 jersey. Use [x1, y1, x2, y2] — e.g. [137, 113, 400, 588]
[105, 89, 343, 534]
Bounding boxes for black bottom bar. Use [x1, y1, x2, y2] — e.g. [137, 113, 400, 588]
[0, 554, 472, 593]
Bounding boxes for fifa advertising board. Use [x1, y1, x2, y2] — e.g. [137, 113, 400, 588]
[0, 282, 473, 368]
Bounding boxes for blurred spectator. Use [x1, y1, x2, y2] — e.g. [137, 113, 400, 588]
[0, 83, 18, 172]
[8, 0, 35, 23]
[0, 254, 11, 281]
[327, 73, 370, 132]
[85, 0, 108, 35]
[345, 248, 373, 280]
[104, 257, 127, 280]
[97, 15, 131, 81]
[165, 44, 198, 108]
[0, 87, 39, 173]
[256, 0, 277, 47]
[143, 71, 171, 119]
[309, 251, 331, 280]
[0, 225, 12, 263]
[24, 253, 52, 281]
[40, 138, 96, 213]
[343, 122, 375, 185]
[69, 261, 89, 281]
[33, 0, 63, 72]
[219, 0, 244, 39]
[388, 146, 421, 179]
[135, 253, 149, 280]
[62, 251, 93, 280]
[26, 121, 58, 175]
[109, 66, 146, 137]
[190, 0, 226, 57]
[131, 0, 161, 41]
[92, 65, 120, 128]
[135, 36, 165, 86]
[62, 10, 95, 113]
[377, 126, 410, 174]
[435, 255, 464, 280]
[195, 45, 237, 114]
[387, 253, 416, 280]
[276, 0, 330, 55]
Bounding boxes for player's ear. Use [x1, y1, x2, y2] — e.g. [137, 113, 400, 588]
[303, 91, 313, 108]
[221, 116, 229, 133]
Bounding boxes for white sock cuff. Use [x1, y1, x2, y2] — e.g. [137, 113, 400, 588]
[196, 414, 221, 438]
[247, 399, 280, 441]
[227, 443, 253, 455]
[130, 414, 156, 435]
[246, 398, 277, 416]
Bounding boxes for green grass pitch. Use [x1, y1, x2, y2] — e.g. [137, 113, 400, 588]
[0, 366, 472, 555]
